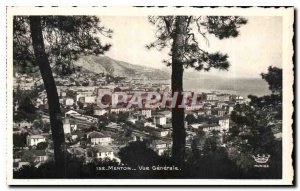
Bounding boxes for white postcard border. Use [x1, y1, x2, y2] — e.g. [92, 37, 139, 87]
[6, 6, 294, 185]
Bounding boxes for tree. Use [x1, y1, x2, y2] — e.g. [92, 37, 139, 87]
[97, 115, 109, 131]
[14, 16, 112, 177]
[185, 114, 197, 124]
[13, 133, 28, 148]
[118, 141, 160, 167]
[248, 67, 282, 120]
[33, 118, 44, 129]
[84, 104, 94, 115]
[15, 95, 38, 122]
[226, 66, 282, 175]
[261, 66, 282, 95]
[36, 142, 48, 150]
[148, 16, 247, 165]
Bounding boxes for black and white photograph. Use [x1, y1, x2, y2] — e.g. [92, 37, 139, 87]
[6, 6, 294, 185]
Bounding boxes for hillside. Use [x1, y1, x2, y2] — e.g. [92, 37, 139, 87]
[74, 55, 170, 80]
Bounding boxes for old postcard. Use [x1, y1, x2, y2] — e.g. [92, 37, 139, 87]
[6, 6, 294, 185]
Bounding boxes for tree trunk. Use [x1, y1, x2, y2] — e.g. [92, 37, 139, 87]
[29, 16, 66, 178]
[171, 16, 188, 166]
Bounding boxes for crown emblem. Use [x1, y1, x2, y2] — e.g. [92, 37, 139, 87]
[252, 154, 270, 164]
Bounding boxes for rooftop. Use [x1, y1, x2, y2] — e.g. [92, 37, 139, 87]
[88, 131, 110, 139]
[27, 135, 45, 139]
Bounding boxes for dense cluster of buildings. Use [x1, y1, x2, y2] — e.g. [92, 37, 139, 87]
[13, 72, 248, 171]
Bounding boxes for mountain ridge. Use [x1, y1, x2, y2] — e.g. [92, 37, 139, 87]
[74, 55, 170, 80]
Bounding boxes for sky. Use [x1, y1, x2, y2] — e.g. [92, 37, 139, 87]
[99, 16, 282, 79]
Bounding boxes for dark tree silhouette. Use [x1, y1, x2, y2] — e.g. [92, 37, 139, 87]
[14, 95, 37, 122]
[14, 16, 112, 177]
[147, 16, 247, 165]
[261, 66, 282, 95]
[118, 141, 160, 167]
[227, 66, 282, 176]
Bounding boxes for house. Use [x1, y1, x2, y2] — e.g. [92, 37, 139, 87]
[186, 105, 202, 111]
[200, 123, 221, 133]
[231, 95, 245, 104]
[197, 109, 205, 116]
[110, 106, 133, 114]
[65, 110, 79, 117]
[13, 150, 49, 170]
[65, 98, 74, 106]
[150, 128, 170, 137]
[90, 145, 120, 163]
[63, 118, 71, 134]
[216, 94, 230, 102]
[13, 161, 30, 171]
[153, 115, 167, 126]
[213, 108, 228, 117]
[26, 135, 46, 146]
[128, 117, 138, 124]
[65, 110, 98, 129]
[93, 108, 108, 116]
[144, 122, 156, 128]
[204, 93, 217, 101]
[60, 91, 67, 97]
[140, 109, 152, 118]
[87, 131, 112, 146]
[157, 110, 171, 119]
[216, 102, 227, 109]
[85, 96, 96, 104]
[14, 121, 33, 129]
[150, 139, 172, 156]
[218, 117, 230, 131]
[94, 146, 114, 159]
[106, 122, 124, 133]
[189, 123, 220, 133]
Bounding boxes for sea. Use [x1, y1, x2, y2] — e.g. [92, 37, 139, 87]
[152, 78, 271, 98]
[184, 78, 271, 98]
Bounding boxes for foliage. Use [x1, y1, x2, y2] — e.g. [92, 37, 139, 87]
[84, 104, 95, 116]
[185, 114, 197, 124]
[14, 16, 112, 75]
[36, 142, 48, 150]
[226, 66, 282, 173]
[42, 123, 51, 133]
[13, 133, 28, 148]
[32, 118, 43, 129]
[14, 95, 39, 122]
[261, 66, 282, 95]
[118, 141, 161, 167]
[147, 16, 247, 71]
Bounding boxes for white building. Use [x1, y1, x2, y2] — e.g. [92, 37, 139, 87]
[144, 122, 157, 128]
[150, 140, 171, 156]
[85, 96, 96, 104]
[151, 128, 169, 137]
[93, 108, 108, 116]
[63, 118, 71, 134]
[26, 135, 46, 146]
[218, 117, 230, 131]
[93, 146, 121, 163]
[88, 131, 112, 146]
[128, 118, 138, 124]
[141, 109, 152, 118]
[189, 123, 220, 133]
[153, 115, 167, 126]
[65, 98, 74, 106]
[157, 110, 171, 119]
[204, 93, 217, 101]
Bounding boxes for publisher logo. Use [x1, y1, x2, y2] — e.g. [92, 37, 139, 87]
[252, 154, 270, 168]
